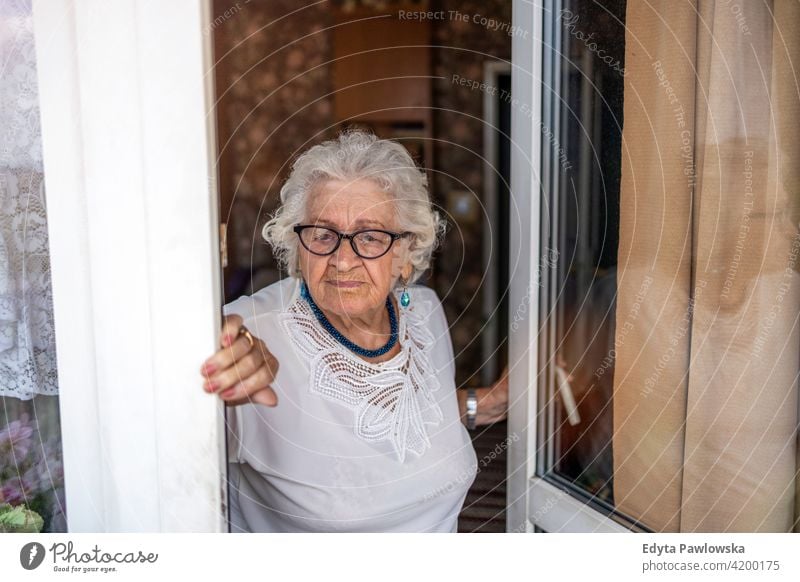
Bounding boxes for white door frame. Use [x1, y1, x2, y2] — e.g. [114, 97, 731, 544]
[506, 0, 543, 534]
[33, 0, 227, 532]
[507, 0, 628, 533]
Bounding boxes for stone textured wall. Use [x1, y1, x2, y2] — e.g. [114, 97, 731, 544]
[429, 0, 512, 386]
[213, 0, 334, 295]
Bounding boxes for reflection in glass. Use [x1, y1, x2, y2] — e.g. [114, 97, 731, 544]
[540, 0, 625, 508]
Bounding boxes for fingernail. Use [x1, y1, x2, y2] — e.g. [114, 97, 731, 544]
[205, 381, 218, 392]
[220, 387, 235, 398]
[223, 334, 232, 347]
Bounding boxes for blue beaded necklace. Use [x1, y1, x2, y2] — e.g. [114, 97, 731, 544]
[299, 281, 398, 358]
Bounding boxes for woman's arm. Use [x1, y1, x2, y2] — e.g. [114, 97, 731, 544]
[456, 368, 509, 427]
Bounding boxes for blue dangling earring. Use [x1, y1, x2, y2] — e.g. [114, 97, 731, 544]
[400, 277, 410, 308]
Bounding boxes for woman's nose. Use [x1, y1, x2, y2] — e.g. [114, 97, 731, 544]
[329, 238, 361, 269]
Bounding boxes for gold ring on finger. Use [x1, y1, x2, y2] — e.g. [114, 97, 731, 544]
[238, 326, 255, 349]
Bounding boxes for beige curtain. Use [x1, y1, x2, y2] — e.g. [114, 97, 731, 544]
[613, 0, 800, 532]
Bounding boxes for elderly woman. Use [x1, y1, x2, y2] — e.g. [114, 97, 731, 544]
[199, 130, 508, 532]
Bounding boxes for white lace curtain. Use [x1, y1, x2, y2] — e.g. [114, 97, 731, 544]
[0, 0, 66, 534]
[0, 0, 58, 400]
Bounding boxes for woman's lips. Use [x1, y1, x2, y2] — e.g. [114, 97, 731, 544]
[326, 280, 363, 288]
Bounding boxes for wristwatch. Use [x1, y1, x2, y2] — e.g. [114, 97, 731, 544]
[465, 388, 477, 430]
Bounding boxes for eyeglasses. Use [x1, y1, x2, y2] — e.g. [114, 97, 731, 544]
[293, 225, 412, 259]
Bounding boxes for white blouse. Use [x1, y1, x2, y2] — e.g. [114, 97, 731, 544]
[222, 276, 478, 532]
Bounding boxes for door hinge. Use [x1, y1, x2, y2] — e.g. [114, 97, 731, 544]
[220, 222, 228, 268]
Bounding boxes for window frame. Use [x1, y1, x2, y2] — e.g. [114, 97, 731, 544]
[507, 0, 630, 533]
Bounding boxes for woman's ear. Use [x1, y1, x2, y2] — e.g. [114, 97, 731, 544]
[401, 262, 413, 282]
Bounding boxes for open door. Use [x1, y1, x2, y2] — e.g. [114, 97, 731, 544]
[33, 0, 227, 531]
[507, 0, 629, 534]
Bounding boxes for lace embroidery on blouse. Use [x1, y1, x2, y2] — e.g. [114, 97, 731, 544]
[280, 288, 444, 463]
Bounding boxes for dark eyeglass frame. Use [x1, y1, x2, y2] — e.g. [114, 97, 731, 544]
[293, 224, 413, 259]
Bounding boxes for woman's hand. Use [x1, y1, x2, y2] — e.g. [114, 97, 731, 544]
[199, 314, 279, 407]
[477, 366, 509, 425]
[458, 367, 509, 427]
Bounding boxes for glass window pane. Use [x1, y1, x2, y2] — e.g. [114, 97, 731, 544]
[540, 0, 800, 533]
[540, 0, 626, 511]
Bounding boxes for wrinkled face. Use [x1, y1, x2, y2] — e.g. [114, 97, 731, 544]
[298, 179, 412, 321]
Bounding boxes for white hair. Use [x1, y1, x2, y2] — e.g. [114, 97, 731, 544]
[262, 129, 446, 284]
